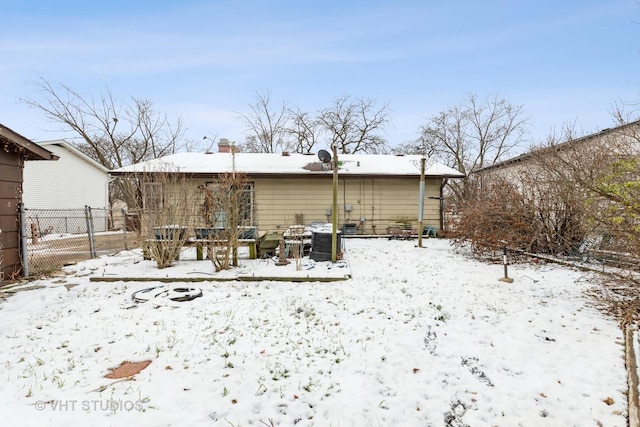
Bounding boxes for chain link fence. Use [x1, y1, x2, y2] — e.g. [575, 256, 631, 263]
[24, 207, 140, 277]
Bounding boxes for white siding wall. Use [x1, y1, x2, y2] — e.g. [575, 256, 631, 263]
[23, 143, 109, 209]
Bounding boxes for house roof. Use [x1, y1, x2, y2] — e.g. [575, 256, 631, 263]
[110, 152, 465, 178]
[473, 119, 640, 174]
[0, 124, 59, 161]
[36, 140, 110, 173]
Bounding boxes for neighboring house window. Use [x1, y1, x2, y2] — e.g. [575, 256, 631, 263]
[204, 182, 254, 226]
[143, 182, 164, 211]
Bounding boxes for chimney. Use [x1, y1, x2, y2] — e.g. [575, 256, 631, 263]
[218, 138, 231, 153]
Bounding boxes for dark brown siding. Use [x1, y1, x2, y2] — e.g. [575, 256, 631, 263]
[0, 149, 24, 279]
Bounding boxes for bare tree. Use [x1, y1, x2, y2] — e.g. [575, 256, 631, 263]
[451, 170, 587, 258]
[418, 93, 529, 201]
[286, 108, 323, 154]
[22, 78, 187, 207]
[457, 115, 640, 265]
[449, 177, 538, 252]
[531, 119, 640, 259]
[121, 166, 199, 269]
[237, 92, 390, 155]
[391, 140, 439, 158]
[238, 91, 291, 153]
[199, 173, 253, 271]
[318, 94, 391, 154]
[23, 77, 185, 169]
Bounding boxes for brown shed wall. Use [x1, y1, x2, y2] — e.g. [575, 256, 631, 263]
[0, 149, 24, 279]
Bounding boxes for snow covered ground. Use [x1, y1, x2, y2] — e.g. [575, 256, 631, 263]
[0, 238, 628, 426]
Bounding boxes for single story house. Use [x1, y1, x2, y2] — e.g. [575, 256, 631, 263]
[0, 124, 57, 280]
[472, 119, 640, 185]
[22, 139, 111, 233]
[110, 143, 464, 238]
[469, 119, 640, 257]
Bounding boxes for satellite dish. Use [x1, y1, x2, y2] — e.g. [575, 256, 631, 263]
[318, 149, 332, 163]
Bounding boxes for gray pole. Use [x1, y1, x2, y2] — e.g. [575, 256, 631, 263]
[331, 144, 338, 263]
[19, 203, 29, 278]
[85, 205, 96, 258]
[121, 208, 128, 250]
[499, 245, 514, 283]
[417, 157, 426, 248]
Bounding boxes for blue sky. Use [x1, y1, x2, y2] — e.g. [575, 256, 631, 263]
[2, 0, 639, 151]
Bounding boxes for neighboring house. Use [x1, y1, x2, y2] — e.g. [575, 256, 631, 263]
[469, 119, 640, 256]
[472, 119, 640, 185]
[22, 139, 110, 233]
[110, 142, 464, 237]
[23, 139, 109, 209]
[0, 124, 57, 280]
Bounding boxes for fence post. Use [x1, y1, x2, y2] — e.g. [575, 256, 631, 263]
[121, 208, 128, 250]
[85, 205, 96, 258]
[19, 203, 29, 278]
[30, 223, 39, 245]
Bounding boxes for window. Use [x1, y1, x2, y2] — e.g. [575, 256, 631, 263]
[203, 181, 254, 226]
[143, 182, 164, 211]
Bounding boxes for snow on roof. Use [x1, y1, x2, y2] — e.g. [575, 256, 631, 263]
[111, 152, 465, 178]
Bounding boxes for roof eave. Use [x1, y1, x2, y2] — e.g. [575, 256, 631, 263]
[0, 124, 59, 161]
[37, 140, 109, 172]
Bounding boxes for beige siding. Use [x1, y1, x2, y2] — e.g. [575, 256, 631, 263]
[252, 176, 441, 234]
[477, 122, 640, 188]
[158, 175, 444, 236]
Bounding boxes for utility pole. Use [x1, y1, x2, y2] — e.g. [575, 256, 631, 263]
[331, 144, 338, 262]
[417, 157, 426, 248]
